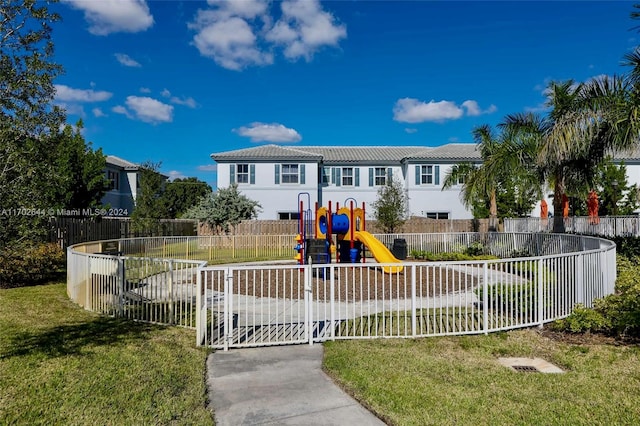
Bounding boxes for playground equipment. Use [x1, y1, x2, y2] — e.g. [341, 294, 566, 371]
[294, 194, 403, 273]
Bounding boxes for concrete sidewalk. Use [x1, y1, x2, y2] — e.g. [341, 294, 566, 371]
[207, 345, 386, 425]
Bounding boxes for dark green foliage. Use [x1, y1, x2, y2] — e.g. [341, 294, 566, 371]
[552, 304, 611, 333]
[371, 174, 408, 233]
[183, 184, 261, 233]
[554, 255, 640, 337]
[161, 177, 212, 218]
[611, 236, 640, 258]
[0, 242, 65, 288]
[131, 161, 169, 233]
[409, 249, 497, 261]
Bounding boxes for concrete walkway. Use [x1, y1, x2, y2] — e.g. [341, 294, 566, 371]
[207, 345, 386, 425]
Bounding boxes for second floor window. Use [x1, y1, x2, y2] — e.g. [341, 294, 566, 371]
[236, 164, 249, 183]
[281, 164, 299, 184]
[415, 164, 440, 186]
[342, 167, 354, 186]
[107, 170, 119, 190]
[375, 167, 387, 186]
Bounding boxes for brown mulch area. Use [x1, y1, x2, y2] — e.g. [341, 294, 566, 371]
[202, 265, 478, 301]
[540, 328, 639, 346]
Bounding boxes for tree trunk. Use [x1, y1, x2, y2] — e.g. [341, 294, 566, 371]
[489, 189, 498, 232]
[552, 173, 566, 233]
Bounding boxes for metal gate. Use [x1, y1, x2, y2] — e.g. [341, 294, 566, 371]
[197, 264, 315, 349]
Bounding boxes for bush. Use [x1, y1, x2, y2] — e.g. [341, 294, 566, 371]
[551, 304, 611, 333]
[0, 242, 66, 289]
[553, 255, 640, 337]
[409, 249, 497, 262]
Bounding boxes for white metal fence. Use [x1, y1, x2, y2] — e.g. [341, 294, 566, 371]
[67, 233, 617, 349]
[504, 216, 640, 237]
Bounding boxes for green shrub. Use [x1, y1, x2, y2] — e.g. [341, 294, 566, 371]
[551, 304, 611, 333]
[553, 255, 640, 337]
[0, 242, 66, 289]
[464, 241, 486, 256]
[409, 249, 497, 262]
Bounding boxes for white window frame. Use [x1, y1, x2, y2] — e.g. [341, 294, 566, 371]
[107, 170, 119, 191]
[281, 164, 299, 184]
[420, 165, 434, 185]
[342, 167, 354, 186]
[374, 167, 387, 186]
[236, 164, 249, 184]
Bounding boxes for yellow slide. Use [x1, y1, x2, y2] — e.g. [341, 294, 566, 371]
[354, 231, 404, 273]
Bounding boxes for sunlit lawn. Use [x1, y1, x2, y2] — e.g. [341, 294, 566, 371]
[324, 330, 640, 425]
[0, 282, 213, 425]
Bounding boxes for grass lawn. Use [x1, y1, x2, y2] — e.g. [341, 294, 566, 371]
[323, 330, 640, 425]
[0, 282, 213, 425]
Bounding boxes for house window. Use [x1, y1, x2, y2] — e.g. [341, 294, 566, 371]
[236, 164, 249, 184]
[342, 167, 354, 186]
[420, 165, 434, 184]
[375, 167, 387, 186]
[322, 166, 331, 185]
[426, 212, 449, 219]
[281, 164, 299, 184]
[278, 212, 300, 220]
[107, 170, 119, 190]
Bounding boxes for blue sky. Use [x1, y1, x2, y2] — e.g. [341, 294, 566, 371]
[50, 0, 637, 187]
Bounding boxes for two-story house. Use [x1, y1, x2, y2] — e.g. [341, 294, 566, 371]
[211, 144, 482, 220]
[101, 155, 142, 215]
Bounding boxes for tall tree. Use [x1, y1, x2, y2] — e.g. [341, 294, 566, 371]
[371, 173, 408, 233]
[183, 184, 261, 233]
[161, 177, 212, 218]
[0, 0, 65, 243]
[131, 161, 169, 234]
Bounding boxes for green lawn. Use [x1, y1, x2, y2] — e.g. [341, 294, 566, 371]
[323, 330, 640, 425]
[0, 282, 213, 425]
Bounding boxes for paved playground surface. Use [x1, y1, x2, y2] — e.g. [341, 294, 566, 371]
[207, 344, 386, 425]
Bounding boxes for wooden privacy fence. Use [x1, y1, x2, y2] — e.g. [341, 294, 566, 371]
[50, 217, 198, 249]
[199, 217, 493, 236]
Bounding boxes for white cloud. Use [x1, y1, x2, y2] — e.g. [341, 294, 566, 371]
[161, 89, 197, 108]
[57, 103, 86, 117]
[198, 164, 218, 172]
[188, 0, 346, 70]
[92, 107, 106, 117]
[393, 98, 463, 123]
[267, 0, 347, 61]
[189, 13, 273, 70]
[124, 96, 173, 124]
[234, 122, 302, 143]
[64, 0, 154, 35]
[404, 128, 418, 134]
[139, 87, 151, 93]
[167, 170, 186, 181]
[55, 84, 112, 102]
[461, 100, 497, 116]
[393, 98, 496, 123]
[115, 53, 141, 67]
[112, 105, 132, 118]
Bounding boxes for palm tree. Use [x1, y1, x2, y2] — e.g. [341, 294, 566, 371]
[502, 74, 640, 232]
[443, 125, 502, 231]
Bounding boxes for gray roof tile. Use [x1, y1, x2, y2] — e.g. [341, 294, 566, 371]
[106, 155, 139, 169]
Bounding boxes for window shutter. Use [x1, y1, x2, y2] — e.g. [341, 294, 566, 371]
[300, 164, 305, 184]
[250, 164, 255, 184]
[230, 164, 235, 184]
[331, 167, 336, 184]
[434, 165, 440, 185]
[274, 164, 280, 184]
[369, 168, 374, 186]
[415, 165, 420, 185]
[355, 168, 360, 187]
[387, 167, 393, 183]
[336, 168, 341, 187]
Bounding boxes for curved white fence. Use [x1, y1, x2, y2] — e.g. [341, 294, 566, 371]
[67, 233, 616, 349]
